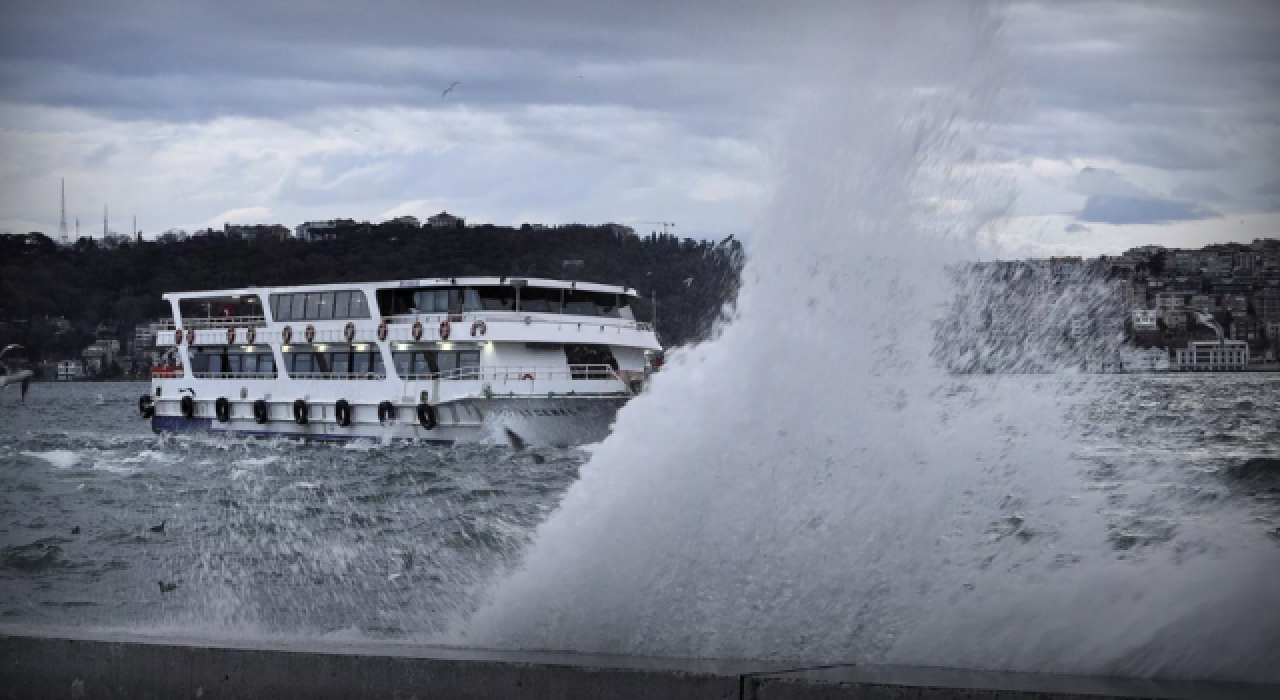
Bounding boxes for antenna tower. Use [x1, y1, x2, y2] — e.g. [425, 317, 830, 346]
[59, 179, 68, 239]
[103, 204, 108, 238]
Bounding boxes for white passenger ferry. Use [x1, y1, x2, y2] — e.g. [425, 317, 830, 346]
[138, 277, 661, 446]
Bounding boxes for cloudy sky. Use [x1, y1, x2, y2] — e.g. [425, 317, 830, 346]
[0, 0, 1277, 256]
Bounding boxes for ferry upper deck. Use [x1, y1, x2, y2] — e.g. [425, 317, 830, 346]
[154, 276, 660, 351]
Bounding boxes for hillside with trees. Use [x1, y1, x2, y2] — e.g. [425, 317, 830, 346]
[0, 224, 744, 366]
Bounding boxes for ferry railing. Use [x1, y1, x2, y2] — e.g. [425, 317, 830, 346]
[159, 315, 268, 330]
[190, 372, 280, 379]
[380, 312, 653, 335]
[396, 364, 623, 382]
[283, 372, 389, 381]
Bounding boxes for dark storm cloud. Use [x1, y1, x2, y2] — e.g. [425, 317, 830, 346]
[1003, 1, 1280, 171]
[0, 0, 821, 126]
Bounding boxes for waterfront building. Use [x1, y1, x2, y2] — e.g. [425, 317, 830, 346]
[56, 360, 83, 381]
[1131, 309, 1160, 332]
[1174, 340, 1249, 371]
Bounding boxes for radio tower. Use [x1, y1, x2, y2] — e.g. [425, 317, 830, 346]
[59, 179, 68, 241]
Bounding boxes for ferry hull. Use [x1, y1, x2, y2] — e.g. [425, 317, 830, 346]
[150, 396, 628, 447]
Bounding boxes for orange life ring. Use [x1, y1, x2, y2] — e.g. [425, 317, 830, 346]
[470, 320, 487, 337]
[174, 329, 183, 345]
[377, 322, 388, 341]
[521, 373, 534, 380]
[246, 327, 256, 344]
[411, 320, 424, 341]
[344, 322, 356, 342]
[281, 325, 293, 344]
[226, 327, 236, 344]
[305, 324, 316, 343]
[439, 320, 451, 340]
[186, 328, 196, 345]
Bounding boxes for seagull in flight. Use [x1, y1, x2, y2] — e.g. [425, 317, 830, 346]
[442, 81, 460, 98]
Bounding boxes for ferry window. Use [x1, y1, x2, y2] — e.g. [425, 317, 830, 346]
[290, 293, 307, 321]
[475, 286, 516, 311]
[413, 352, 434, 374]
[190, 352, 210, 374]
[314, 353, 331, 374]
[564, 290, 619, 317]
[437, 352, 457, 374]
[293, 353, 313, 374]
[393, 352, 412, 376]
[413, 289, 450, 313]
[241, 355, 257, 374]
[303, 293, 320, 320]
[270, 295, 288, 321]
[317, 292, 335, 320]
[464, 289, 482, 311]
[225, 355, 242, 374]
[353, 351, 371, 374]
[371, 351, 385, 375]
[331, 352, 350, 375]
[519, 287, 563, 313]
[334, 291, 351, 318]
[258, 355, 275, 374]
[349, 291, 368, 319]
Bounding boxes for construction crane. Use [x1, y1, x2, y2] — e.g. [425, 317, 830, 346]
[635, 221, 676, 236]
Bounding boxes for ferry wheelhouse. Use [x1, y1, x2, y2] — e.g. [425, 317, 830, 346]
[139, 277, 661, 446]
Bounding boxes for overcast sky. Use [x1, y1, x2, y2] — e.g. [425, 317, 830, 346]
[1, 0, 1277, 256]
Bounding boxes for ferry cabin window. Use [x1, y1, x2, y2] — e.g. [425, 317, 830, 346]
[270, 291, 370, 321]
[382, 287, 516, 316]
[563, 290, 622, 317]
[518, 286, 562, 313]
[392, 350, 480, 378]
[188, 347, 277, 377]
[283, 348, 385, 377]
[178, 296, 265, 321]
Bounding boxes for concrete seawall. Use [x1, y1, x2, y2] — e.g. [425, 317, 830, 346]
[1, 628, 1274, 699]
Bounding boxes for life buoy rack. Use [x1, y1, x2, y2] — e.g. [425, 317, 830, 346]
[186, 328, 196, 345]
[416, 403, 436, 430]
[292, 399, 309, 425]
[174, 329, 183, 345]
[253, 399, 269, 424]
[180, 395, 195, 419]
[246, 327, 256, 344]
[281, 326, 293, 344]
[138, 395, 155, 419]
[335, 399, 352, 427]
[344, 322, 356, 342]
[377, 401, 396, 423]
[377, 322, 388, 341]
[226, 327, 236, 345]
[215, 397, 231, 423]
[439, 320, 451, 341]
[305, 325, 316, 343]
[412, 321, 424, 341]
[470, 320, 487, 337]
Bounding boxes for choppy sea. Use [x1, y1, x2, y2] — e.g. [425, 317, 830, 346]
[1, 376, 1277, 648]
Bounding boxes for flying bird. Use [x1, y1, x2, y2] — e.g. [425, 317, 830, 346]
[150, 521, 165, 533]
[71, 526, 80, 535]
[157, 581, 178, 594]
[442, 81, 460, 98]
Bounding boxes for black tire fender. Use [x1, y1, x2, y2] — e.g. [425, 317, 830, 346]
[335, 399, 352, 427]
[293, 399, 309, 425]
[253, 399, 269, 424]
[138, 395, 155, 419]
[214, 397, 231, 423]
[180, 395, 195, 420]
[377, 401, 396, 423]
